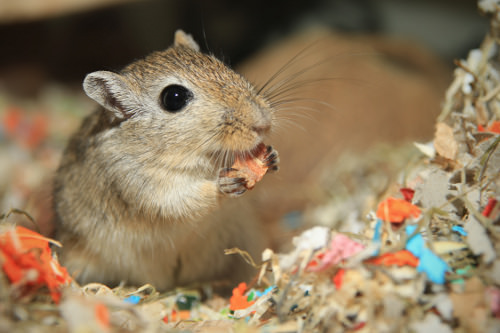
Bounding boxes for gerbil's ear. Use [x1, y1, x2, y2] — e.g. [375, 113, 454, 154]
[174, 30, 200, 52]
[83, 71, 135, 119]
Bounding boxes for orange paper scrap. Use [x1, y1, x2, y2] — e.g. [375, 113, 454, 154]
[0, 226, 71, 303]
[376, 197, 421, 223]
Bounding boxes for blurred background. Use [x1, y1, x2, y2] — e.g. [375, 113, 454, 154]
[0, 0, 486, 96]
[0, 0, 489, 235]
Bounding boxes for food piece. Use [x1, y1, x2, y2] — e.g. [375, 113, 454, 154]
[229, 143, 270, 190]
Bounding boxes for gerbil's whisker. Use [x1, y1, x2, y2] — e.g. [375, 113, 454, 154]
[223, 149, 234, 170]
[261, 58, 332, 99]
[256, 43, 376, 120]
[272, 98, 338, 114]
[264, 77, 332, 101]
[212, 147, 227, 172]
[265, 76, 364, 103]
[256, 39, 322, 95]
[275, 106, 323, 117]
[259, 49, 374, 99]
[273, 115, 307, 133]
[187, 130, 223, 172]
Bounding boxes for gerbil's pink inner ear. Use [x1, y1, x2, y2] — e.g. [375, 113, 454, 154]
[83, 71, 135, 119]
[174, 30, 200, 52]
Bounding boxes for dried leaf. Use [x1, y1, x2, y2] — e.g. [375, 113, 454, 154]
[432, 293, 454, 320]
[450, 277, 489, 333]
[414, 141, 436, 158]
[434, 122, 458, 160]
[464, 215, 496, 264]
[413, 168, 454, 212]
[410, 313, 452, 333]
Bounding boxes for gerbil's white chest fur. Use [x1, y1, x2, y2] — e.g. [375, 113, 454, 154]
[53, 30, 278, 290]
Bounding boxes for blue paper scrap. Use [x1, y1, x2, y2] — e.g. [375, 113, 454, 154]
[451, 225, 467, 236]
[124, 295, 141, 304]
[405, 225, 449, 284]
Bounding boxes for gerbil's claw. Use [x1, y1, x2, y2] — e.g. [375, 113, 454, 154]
[264, 145, 280, 172]
[218, 170, 248, 198]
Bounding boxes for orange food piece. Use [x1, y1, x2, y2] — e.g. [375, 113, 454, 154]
[230, 143, 269, 189]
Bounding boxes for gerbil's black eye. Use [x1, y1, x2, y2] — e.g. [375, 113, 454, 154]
[160, 84, 193, 112]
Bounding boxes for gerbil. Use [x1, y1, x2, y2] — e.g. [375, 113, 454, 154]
[53, 30, 279, 290]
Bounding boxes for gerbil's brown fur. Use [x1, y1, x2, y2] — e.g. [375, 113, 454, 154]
[53, 30, 278, 290]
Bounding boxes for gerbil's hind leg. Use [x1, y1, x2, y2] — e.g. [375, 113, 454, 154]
[218, 169, 248, 197]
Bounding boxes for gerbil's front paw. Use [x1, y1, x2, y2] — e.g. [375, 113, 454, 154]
[218, 168, 248, 198]
[263, 145, 279, 172]
[217, 144, 279, 198]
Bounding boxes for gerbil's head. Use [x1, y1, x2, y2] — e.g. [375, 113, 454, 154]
[82, 30, 273, 162]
